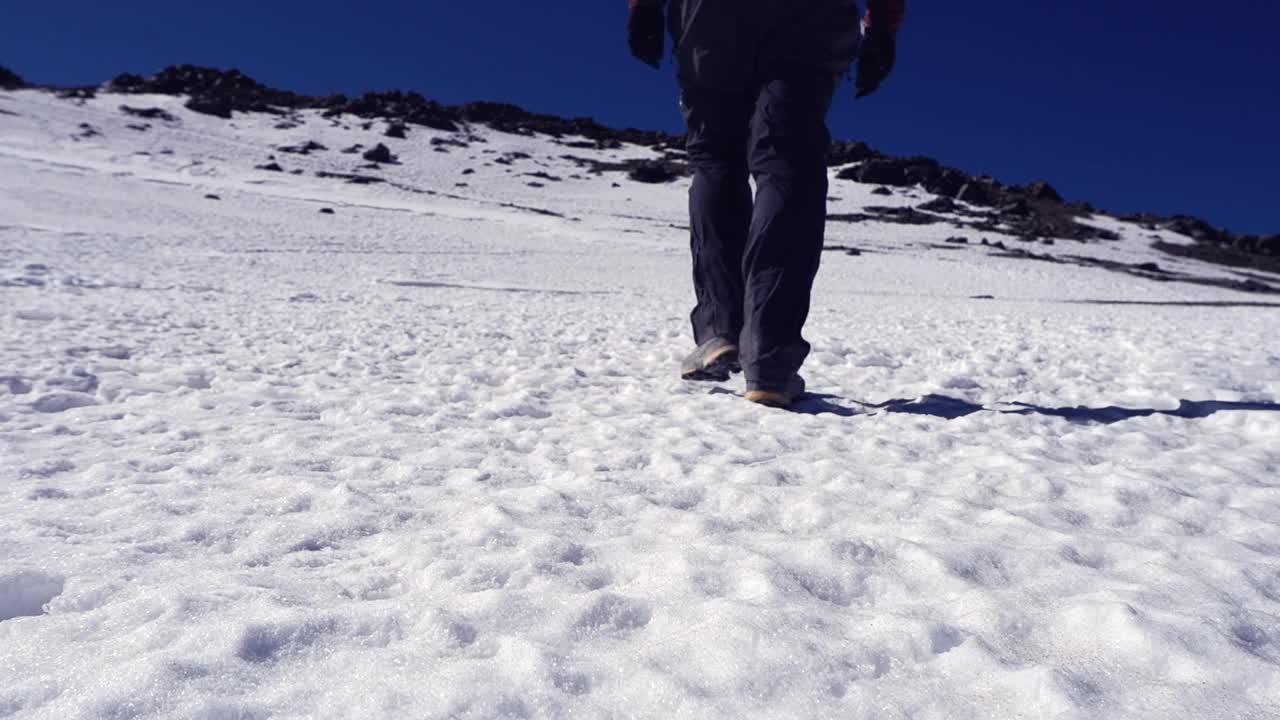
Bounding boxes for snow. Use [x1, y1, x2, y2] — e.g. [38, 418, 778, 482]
[2, 88, 1279, 719]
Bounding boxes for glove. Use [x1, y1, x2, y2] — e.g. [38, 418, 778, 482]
[628, 2, 665, 69]
[855, 26, 897, 99]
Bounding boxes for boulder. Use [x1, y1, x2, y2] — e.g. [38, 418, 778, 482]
[956, 180, 1001, 207]
[362, 143, 398, 164]
[922, 169, 968, 198]
[120, 105, 178, 122]
[186, 96, 234, 119]
[917, 197, 958, 214]
[0, 65, 27, 89]
[628, 160, 683, 184]
[852, 158, 911, 186]
[106, 73, 146, 91]
[827, 140, 878, 166]
[1023, 180, 1063, 203]
[278, 140, 327, 155]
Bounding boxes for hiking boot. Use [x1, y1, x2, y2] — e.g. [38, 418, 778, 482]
[681, 337, 741, 382]
[745, 375, 806, 408]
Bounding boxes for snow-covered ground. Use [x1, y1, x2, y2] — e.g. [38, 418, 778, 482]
[2, 89, 1279, 719]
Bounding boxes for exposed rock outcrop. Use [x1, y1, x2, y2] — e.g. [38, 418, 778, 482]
[7, 63, 1271, 267]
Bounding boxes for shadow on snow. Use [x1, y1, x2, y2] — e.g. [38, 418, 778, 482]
[788, 393, 1280, 424]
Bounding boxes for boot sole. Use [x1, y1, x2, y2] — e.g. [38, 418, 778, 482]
[744, 390, 795, 408]
[681, 347, 741, 382]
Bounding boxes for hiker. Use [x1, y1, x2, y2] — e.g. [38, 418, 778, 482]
[627, 0, 905, 407]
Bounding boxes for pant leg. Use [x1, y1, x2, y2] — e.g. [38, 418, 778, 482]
[740, 71, 839, 390]
[680, 85, 755, 345]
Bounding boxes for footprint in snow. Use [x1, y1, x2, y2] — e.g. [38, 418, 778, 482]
[19, 459, 75, 479]
[31, 392, 97, 413]
[0, 570, 66, 622]
[575, 594, 652, 635]
[235, 617, 340, 663]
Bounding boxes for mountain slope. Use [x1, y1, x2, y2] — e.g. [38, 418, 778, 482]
[1, 77, 1279, 719]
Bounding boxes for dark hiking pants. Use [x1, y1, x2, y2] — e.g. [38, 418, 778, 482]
[669, 0, 861, 391]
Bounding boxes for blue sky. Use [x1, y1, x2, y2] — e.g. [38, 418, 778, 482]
[4, 1, 1277, 235]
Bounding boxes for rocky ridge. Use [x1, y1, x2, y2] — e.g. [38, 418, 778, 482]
[4, 63, 1277, 273]
[0, 65, 27, 90]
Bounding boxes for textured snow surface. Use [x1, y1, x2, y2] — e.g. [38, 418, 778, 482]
[2, 90, 1279, 719]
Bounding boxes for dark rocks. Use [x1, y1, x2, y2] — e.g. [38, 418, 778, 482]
[823, 245, 864, 256]
[119, 105, 178, 122]
[836, 156, 950, 191]
[18, 63, 1271, 269]
[341, 144, 363, 154]
[839, 158, 908, 186]
[627, 160, 684, 184]
[922, 169, 969, 198]
[456, 101, 678, 148]
[255, 162, 284, 172]
[1154, 240, 1280, 276]
[1163, 215, 1228, 244]
[430, 136, 470, 149]
[1, 66, 28, 89]
[204, 194, 221, 200]
[871, 186, 893, 196]
[319, 207, 335, 214]
[185, 96, 234, 119]
[362, 143, 398, 164]
[77, 123, 101, 138]
[315, 171, 385, 185]
[829, 206, 946, 226]
[61, 88, 97, 101]
[998, 197, 1034, 217]
[1112, 214, 1280, 261]
[867, 206, 945, 225]
[917, 197, 959, 214]
[278, 140, 327, 155]
[827, 140, 877, 166]
[325, 90, 459, 132]
[113, 65, 303, 118]
[493, 151, 531, 165]
[956, 179, 1002, 207]
[1022, 181, 1063, 203]
[106, 73, 146, 91]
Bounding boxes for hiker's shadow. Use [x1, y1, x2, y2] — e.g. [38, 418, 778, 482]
[792, 393, 1280, 423]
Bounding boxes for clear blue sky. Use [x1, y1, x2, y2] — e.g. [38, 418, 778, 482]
[4, 1, 1277, 235]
